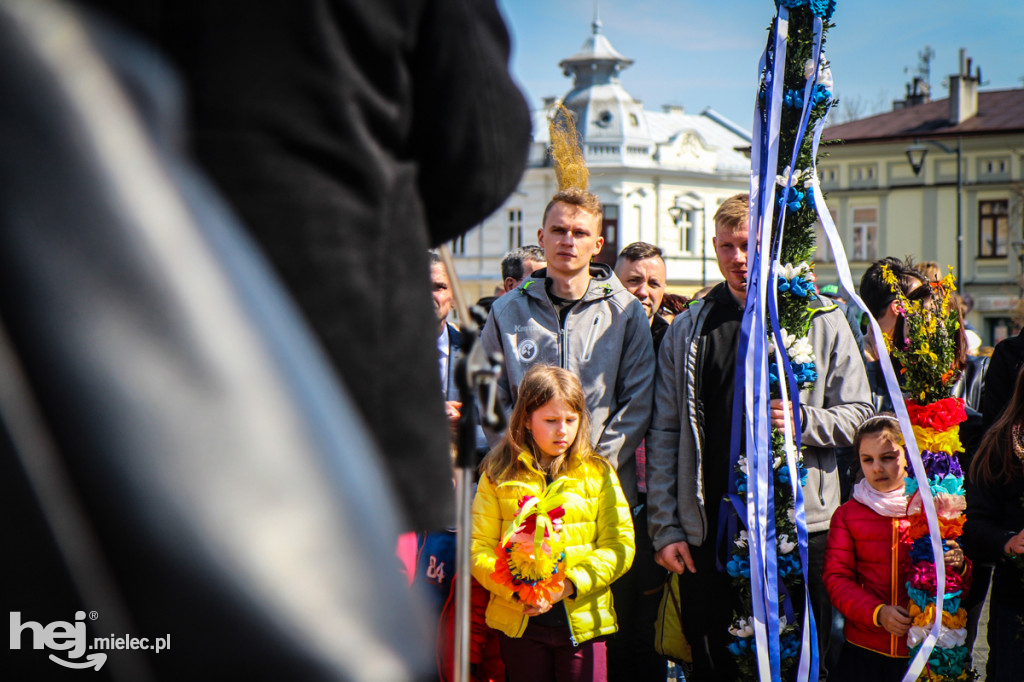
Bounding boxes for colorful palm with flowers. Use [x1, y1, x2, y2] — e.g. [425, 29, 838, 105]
[882, 266, 975, 681]
[489, 477, 579, 607]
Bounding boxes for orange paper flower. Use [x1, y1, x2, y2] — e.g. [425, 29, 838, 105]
[908, 512, 965, 541]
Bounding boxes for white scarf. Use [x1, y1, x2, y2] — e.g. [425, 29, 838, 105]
[852, 478, 908, 518]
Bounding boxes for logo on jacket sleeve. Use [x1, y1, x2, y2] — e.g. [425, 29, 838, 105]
[517, 338, 538, 362]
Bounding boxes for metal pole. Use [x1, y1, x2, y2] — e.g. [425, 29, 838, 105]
[437, 246, 474, 682]
[955, 136, 963, 284]
[438, 245, 505, 682]
[452, 412, 474, 682]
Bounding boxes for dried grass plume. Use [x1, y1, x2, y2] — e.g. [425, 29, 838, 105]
[548, 104, 588, 192]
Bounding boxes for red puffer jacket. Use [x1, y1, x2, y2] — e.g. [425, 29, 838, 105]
[824, 499, 911, 658]
[437, 575, 504, 682]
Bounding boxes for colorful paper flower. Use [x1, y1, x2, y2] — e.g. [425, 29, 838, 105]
[911, 425, 963, 456]
[908, 511, 966, 540]
[907, 491, 966, 519]
[491, 478, 581, 607]
[906, 398, 967, 432]
[909, 603, 968, 630]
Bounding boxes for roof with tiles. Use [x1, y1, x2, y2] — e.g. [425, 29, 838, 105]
[822, 88, 1024, 145]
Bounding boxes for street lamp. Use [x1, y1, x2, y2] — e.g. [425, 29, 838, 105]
[905, 137, 963, 283]
[669, 195, 708, 287]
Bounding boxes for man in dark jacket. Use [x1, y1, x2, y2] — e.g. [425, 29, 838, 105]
[647, 194, 872, 681]
[615, 242, 670, 352]
[612, 241, 672, 680]
[84, 0, 532, 531]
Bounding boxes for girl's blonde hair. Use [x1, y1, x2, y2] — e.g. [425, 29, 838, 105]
[480, 364, 598, 483]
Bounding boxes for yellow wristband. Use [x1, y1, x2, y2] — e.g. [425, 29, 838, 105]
[872, 604, 885, 627]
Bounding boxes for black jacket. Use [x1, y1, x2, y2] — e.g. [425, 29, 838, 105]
[982, 331, 1024, 426]
[963, 476, 1024, 608]
[85, 0, 532, 530]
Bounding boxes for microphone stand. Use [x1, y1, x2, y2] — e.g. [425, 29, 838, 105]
[437, 247, 505, 682]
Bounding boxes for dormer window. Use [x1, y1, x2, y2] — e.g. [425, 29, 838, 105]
[596, 110, 613, 127]
[629, 113, 639, 127]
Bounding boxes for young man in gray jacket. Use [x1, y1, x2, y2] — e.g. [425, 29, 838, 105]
[481, 188, 654, 505]
[645, 194, 871, 681]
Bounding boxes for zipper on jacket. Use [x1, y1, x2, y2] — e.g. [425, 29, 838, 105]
[890, 517, 898, 656]
[565, 602, 578, 647]
[693, 326, 709, 541]
[558, 327, 567, 368]
[581, 314, 602, 362]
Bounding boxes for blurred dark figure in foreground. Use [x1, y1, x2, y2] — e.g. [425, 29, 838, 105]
[2, 0, 528, 679]
[83, 0, 532, 531]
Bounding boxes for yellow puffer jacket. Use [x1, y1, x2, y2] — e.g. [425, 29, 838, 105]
[470, 453, 635, 645]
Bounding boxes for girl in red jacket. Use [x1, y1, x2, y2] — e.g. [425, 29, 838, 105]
[824, 415, 967, 681]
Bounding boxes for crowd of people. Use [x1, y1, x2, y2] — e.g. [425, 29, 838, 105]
[409, 188, 1024, 682]
[10, 3, 1015, 679]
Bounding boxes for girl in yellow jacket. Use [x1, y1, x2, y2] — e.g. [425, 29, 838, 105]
[471, 364, 635, 682]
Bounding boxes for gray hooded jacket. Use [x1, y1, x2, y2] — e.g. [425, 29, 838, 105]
[646, 292, 872, 552]
[480, 263, 655, 506]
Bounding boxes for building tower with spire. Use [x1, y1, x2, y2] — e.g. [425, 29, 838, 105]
[449, 19, 753, 300]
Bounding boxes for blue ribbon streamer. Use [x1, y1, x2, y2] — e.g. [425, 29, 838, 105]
[731, 10, 833, 680]
[729, 9, 791, 681]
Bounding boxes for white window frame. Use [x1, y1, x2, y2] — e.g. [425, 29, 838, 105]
[850, 206, 878, 261]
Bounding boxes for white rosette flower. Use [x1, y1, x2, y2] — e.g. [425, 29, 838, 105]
[787, 508, 797, 525]
[804, 171, 820, 192]
[803, 57, 833, 88]
[776, 166, 812, 191]
[818, 58, 834, 89]
[735, 530, 749, 549]
[774, 262, 811, 281]
[729, 617, 754, 638]
[938, 627, 968, 648]
[778, 614, 798, 635]
[737, 455, 749, 475]
[907, 625, 928, 649]
[788, 336, 814, 365]
[778, 534, 796, 554]
[908, 625, 967, 649]
[778, 328, 796, 351]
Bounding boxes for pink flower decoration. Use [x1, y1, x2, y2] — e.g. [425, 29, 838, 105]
[907, 492, 966, 520]
[906, 557, 969, 593]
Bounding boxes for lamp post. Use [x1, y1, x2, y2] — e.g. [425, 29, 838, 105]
[905, 137, 963, 282]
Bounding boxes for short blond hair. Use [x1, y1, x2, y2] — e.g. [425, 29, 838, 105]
[714, 193, 749, 232]
[542, 188, 603, 227]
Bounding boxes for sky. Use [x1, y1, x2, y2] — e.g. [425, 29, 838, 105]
[496, 0, 1024, 130]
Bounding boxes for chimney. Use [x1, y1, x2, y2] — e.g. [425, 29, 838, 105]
[893, 76, 930, 110]
[948, 48, 980, 125]
[662, 104, 685, 115]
